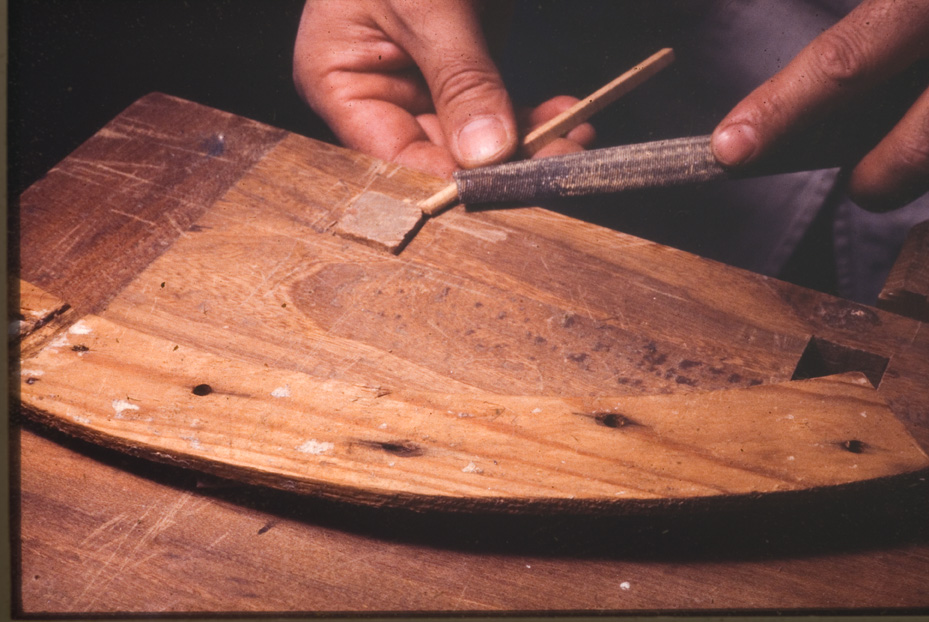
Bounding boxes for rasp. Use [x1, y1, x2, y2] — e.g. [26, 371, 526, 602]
[454, 134, 726, 205]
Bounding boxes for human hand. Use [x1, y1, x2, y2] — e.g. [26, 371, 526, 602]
[293, 1, 593, 179]
[711, 0, 929, 211]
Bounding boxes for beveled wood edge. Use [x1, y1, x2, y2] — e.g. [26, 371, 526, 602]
[877, 219, 929, 323]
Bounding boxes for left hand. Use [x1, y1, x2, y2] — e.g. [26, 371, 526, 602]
[711, 0, 929, 211]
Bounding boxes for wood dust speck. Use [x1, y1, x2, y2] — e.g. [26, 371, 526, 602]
[462, 461, 484, 474]
[112, 399, 140, 418]
[297, 439, 334, 455]
[68, 320, 93, 335]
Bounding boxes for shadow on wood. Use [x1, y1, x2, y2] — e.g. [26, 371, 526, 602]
[12, 415, 929, 564]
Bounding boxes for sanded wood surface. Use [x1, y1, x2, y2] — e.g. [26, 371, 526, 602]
[13, 94, 929, 614]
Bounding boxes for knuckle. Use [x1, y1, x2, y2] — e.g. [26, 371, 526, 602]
[430, 58, 504, 109]
[809, 29, 872, 85]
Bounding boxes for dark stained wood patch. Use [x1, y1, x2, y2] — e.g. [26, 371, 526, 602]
[16, 92, 287, 314]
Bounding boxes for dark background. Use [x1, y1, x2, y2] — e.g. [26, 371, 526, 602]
[8, 0, 330, 198]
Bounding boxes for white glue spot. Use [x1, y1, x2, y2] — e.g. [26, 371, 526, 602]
[68, 320, 93, 335]
[271, 385, 291, 398]
[71, 414, 91, 425]
[48, 335, 70, 350]
[860, 411, 868, 418]
[297, 439, 334, 455]
[531, 408, 542, 414]
[181, 435, 202, 450]
[462, 461, 483, 474]
[21, 369, 44, 377]
[112, 399, 140, 418]
[620, 581, 631, 591]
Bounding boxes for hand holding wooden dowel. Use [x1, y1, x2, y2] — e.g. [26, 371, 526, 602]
[419, 47, 675, 215]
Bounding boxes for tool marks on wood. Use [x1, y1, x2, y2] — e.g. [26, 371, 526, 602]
[18, 93, 289, 315]
[288, 260, 755, 396]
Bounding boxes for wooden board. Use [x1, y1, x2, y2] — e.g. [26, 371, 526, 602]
[19, 306, 928, 511]
[13, 93, 929, 613]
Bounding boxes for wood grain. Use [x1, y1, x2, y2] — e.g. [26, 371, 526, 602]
[878, 218, 929, 322]
[20, 428, 929, 614]
[15, 92, 287, 315]
[20, 309, 927, 512]
[12, 280, 79, 360]
[14, 94, 929, 614]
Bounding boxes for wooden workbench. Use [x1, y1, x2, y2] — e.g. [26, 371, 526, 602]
[12, 93, 929, 614]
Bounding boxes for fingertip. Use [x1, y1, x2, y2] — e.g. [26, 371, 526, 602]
[527, 95, 582, 127]
[393, 141, 459, 179]
[453, 115, 517, 168]
[564, 122, 596, 149]
[712, 123, 759, 168]
[848, 171, 928, 213]
[531, 137, 586, 159]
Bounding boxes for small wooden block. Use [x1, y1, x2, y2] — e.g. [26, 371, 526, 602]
[333, 192, 425, 254]
[878, 219, 929, 322]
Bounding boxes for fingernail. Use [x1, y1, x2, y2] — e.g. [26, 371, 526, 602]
[713, 123, 758, 167]
[456, 116, 510, 166]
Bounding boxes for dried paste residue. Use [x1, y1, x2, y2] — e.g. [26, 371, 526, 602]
[297, 439, 334, 455]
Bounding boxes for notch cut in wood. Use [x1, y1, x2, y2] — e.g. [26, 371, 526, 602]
[791, 336, 890, 389]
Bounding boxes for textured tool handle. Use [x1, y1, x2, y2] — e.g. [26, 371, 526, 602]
[454, 135, 727, 204]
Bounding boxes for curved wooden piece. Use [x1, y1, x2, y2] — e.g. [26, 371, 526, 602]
[18, 307, 928, 514]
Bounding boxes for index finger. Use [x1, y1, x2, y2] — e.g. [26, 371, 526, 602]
[712, 0, 929, 168]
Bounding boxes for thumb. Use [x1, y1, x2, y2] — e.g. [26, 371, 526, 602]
[386, 1, 518, 168]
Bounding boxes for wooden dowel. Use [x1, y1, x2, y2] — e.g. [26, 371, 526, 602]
[419, 47, 675, 216]
[419, 182, 460, 216]
[522, 47, 675, 156]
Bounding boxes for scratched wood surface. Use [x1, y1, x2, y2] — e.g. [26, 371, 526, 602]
[13, 93, 929, 613]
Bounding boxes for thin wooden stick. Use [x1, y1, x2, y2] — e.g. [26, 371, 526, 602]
[419, 183, 459, 216]
[419, 47, 675, 216]
[522, 48, 675, 155]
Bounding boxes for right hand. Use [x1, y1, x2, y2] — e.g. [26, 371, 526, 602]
[293, 0, 594, 179]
